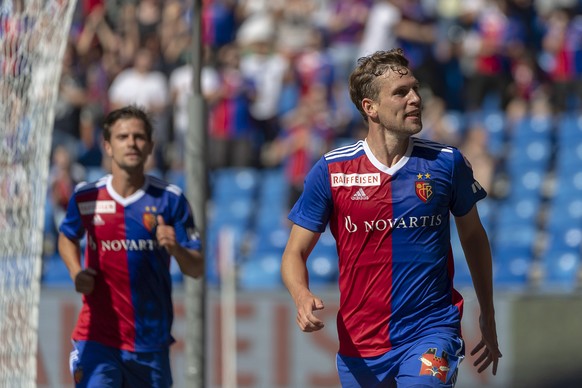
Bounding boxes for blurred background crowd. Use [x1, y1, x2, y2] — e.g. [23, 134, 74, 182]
[38, 0, 582, 291]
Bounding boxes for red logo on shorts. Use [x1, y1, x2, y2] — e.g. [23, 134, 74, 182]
[419, 348, 450, 383]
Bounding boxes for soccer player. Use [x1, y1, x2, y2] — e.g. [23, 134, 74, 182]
[58, 105, 203, 388]
[281, 49, 501, 387]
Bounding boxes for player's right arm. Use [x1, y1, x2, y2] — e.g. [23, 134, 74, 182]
[58, 233, 97, 295]
[281, 224, 325, 333]
[57, 183, 96, 295]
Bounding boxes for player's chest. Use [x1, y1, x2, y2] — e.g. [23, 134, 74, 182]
[330, 170, 450, 216]
[80, 198, 161, 241]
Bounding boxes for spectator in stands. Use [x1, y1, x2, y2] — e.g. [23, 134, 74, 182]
[324, 0, 371, 83]
[459, 1, 512, 112]
[52, 42, 89, 162]
[206, 43, 257, 169]
[169, 45, 219, 165]
[358, 0, 401, 59]
[273, 0, 319, 57]
[202, 0, 238, 50]
[262, 84, 335, 211]
[291, 27, 335, 103]
[108, 46, 170, 171]
[460, 123, 496, 194]
[238, 19, 292, 155]
[540, 7, 581, 113]
[159, 0, 192, 72]
[48, 145, 84, 231]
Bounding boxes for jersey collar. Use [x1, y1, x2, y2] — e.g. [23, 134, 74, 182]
[363, 138, 413, 175]
[105, 174, 149, 207]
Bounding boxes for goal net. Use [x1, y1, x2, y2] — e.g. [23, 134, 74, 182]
[0, 0, 77, 386]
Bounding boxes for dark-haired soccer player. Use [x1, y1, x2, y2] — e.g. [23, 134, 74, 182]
[281, 49, 501, 387]
[58, 105, 203, 387]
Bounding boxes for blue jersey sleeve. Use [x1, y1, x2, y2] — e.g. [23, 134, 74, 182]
[450, 148, 487, 217]
[288, 156, 333, 233]
[58, 188, 85, 240]
[171, 193, 202, 251]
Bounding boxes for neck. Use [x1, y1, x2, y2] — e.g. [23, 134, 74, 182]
[365, 127, 410, 168]
[110, 166, 146, 198]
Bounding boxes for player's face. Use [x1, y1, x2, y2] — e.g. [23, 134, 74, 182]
[373, 68, 422, 136]
[105, 118, 153, 172]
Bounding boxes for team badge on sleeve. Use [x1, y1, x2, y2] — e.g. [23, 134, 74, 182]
[415, 173, 433, 203]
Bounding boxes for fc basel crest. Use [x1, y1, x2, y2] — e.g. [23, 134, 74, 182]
[415, 173, 433, 203]
[143, 206, 158, 231]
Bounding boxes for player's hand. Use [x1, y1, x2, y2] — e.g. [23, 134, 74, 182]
[295, 293, 325, 333]
[74, 268, 97, 295]
[471, 314, 502, 375]
[156, 215, 178, 255]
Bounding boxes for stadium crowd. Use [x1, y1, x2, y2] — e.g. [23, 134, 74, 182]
[39, 0, 582, 289]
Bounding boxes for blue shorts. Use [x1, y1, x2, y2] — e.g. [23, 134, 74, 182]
[69, 340, 172, 388]
[336, 332, 465, 388]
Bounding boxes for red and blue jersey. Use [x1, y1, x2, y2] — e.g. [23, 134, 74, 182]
[288, 137, 486, 358]
[59, 174, 201, 352]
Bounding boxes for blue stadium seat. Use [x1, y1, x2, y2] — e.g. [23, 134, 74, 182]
[492, 223, 537, 254]
[494, 197, 541, 228]
[210, 167, 259, 202]
[257, 167, 289, 204]
[307, 229, 338, 287]
[482, 111, 506, 157]
[307, 252, 338, 287]
[450, 221, 473, 288]
[85, 166, 106, 182]
[505, 139, 552, 174]
[166, 169, 186, 191]
[205, 224, 251, 286]
[511, 115, 553, 143]
[554, 143, 582, 175]
[249, 226, 290, 255]
[556, 113, 582, 144]
[493, 247, 532, 289]
[539, 249, 580, 292]
[41, 254, 74, 288]
[238, 252, 282, 290]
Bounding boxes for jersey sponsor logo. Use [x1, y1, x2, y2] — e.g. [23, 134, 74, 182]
[92, 214, 105, 226]
[419, 348, 450, 383]
[331, 173, 380, 187]
[351, 188, 369, 200]
[343, 214, 442, 233]
[415, 173, 433, 203]
[78, 200, 116, 215]
[100, 239, 157, 251]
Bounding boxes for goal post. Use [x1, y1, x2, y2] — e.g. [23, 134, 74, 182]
[0, 0, 77, 386]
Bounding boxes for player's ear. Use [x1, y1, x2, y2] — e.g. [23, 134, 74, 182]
[362, 98, 378, 119]
[103, 140, 113, 157]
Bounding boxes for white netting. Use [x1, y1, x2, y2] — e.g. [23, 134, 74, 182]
[0, 0, 76, 386]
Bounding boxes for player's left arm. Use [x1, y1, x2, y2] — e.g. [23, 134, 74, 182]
[156, 215, 203, 278]
[455, 206, 502, 375]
